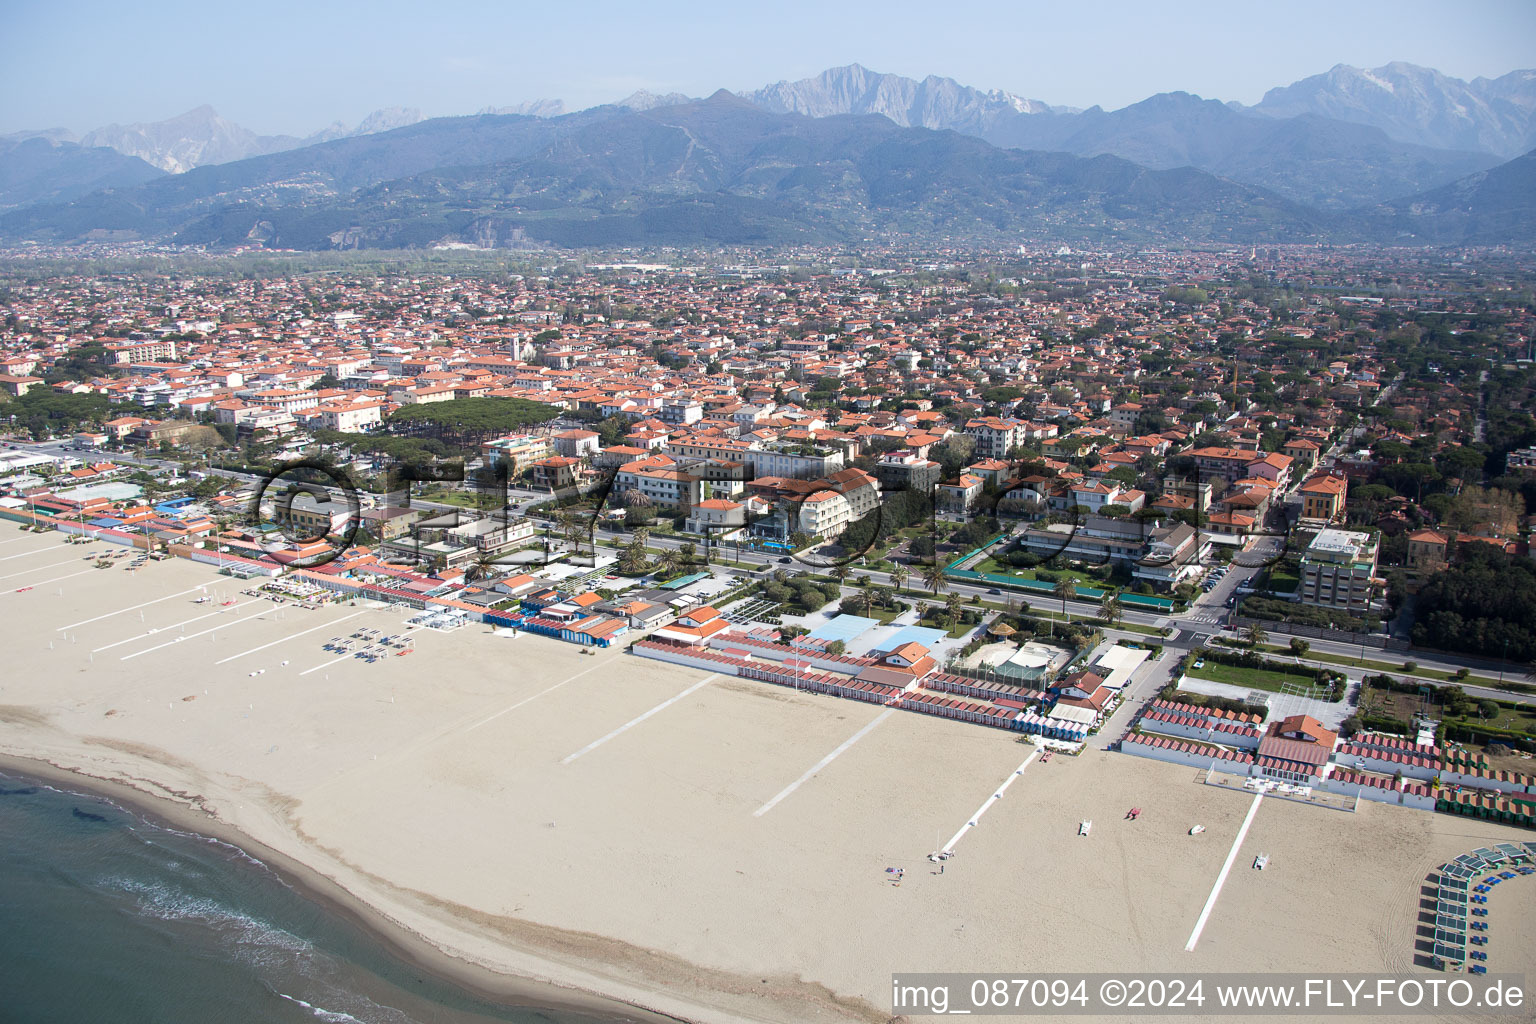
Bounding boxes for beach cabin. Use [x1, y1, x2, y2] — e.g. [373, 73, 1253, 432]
[1049, 670, 1115, 721]
[855, 642, 938, 689]
[651, 605, 730, 646]
[1255, 714, 1338, 784]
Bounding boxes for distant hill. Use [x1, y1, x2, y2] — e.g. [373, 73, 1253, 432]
[7, 64, 1535, 249]
[0, 93, 1334, 249]
[742, 66, 1501, 208]
[477, 100, 566, 118]
[981, 91, 1499, 209]
[0, 137, 163, 211]
[31, 105, 431, 174]
[0, 109, 613, 241]
[1356, 149, 1536, 244]
[745, 63, 1070, 130]
[1251, 62, 1536, 159]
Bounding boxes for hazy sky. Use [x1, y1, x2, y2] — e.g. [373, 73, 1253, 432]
[3, 0, 1532, 135]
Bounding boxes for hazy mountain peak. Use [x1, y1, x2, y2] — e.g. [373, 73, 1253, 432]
[478, 99, 566, 118]
[1253, 61, 1536, 157]
[79, 106, 281, 173]
[741, 64, 1067, 130]
[352, 106, 425, 135]
[0, 127, 78, 145]
[614, 90, 695, 111]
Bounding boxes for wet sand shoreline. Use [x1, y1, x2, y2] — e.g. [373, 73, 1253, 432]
[0, 751, 695, 1024]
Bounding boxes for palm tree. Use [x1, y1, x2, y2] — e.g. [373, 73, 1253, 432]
[859, 588, 876, 617]
[631, 525, 650, 549]
[831, 564, 851, 587]
[656, 549, 681, 579]
[618, 544, 647, 574]
[1098, 594, 1123, 626]
[891, 564, 911, 594]
[464, 552, 498, 583]
[944, 591, 965, 626]
[922, 563, 947, 595]
[1054, 578, 1076, 618]
[1244, 623, 1268, 647]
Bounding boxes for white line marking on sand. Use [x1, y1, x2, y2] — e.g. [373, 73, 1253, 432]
[0, 545, 67, 563]
[214, 609, 369, 666]
[1185, 791, 1264, 952]
[753, 708, 896, 817]
[562, 675, 717, 764]
[93, 599, 265, 651]
[939, 747, 1040, 855]
[0, 556, 86, 581]
[120, 609, 269, 660]
[6, 568, 98, 593]
[57, 585, 209, 631]
[464, 654, 621, 733]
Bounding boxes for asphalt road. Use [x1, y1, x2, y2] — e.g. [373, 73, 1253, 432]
[12, 439, 1528, 704]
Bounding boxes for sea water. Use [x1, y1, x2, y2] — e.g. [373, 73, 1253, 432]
[0, 772, 630, 1024]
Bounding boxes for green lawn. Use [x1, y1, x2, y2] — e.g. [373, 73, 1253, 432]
[1261, 568, 1299, 595]
[415, 486, 500, 511]
[847, 605, 907, 625]
[1185, 661, 1334, 697]
[1256, 644, 1508, 688]
[1105, 620, 1164, 636]
[1447, 706, 1536, 736]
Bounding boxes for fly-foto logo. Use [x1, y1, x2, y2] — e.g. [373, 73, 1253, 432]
[248, 453, 1289, 576]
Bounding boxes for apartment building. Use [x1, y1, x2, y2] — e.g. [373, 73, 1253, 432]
[1298, 474, 1348, 523]
[796, 489, 853, 538]
[1298, 528, 1381, 613]
[937, 473, 985, 512]
[1505, 447, 1536, 477]
[105, 339, 178, 364]
[484, 434, 554, 474]
[1133, 522, 1209, 588]
[964, 416, 1027, 459]
[551, 429, 601, 459]
[531, 456, 580, 491]
[614, 456, 703, 510]
[684, 498, 746, 538]
[665, 434, 844, 481]
[303, 400, 384, 433]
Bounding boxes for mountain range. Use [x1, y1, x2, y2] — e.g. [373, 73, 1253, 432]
[1249, 62, 1536, 158]
[4, 105, 427, 175]
[0, 137, 162, 212]
[1, 62, 1532, 249]
[740, 64, 1520, 209]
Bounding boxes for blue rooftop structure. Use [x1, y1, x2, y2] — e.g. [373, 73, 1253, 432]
[806, 615, 879, 645]
[657, 571, 711, 590]
[881, 625, 949, 651]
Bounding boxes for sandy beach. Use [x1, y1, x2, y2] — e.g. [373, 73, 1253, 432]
[1, 525, 1533, 1023]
